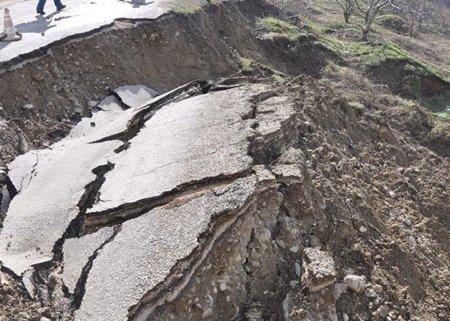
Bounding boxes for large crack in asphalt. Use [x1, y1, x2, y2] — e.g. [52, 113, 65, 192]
[83, 169, 254, 232]
[127, 192, 261, 321]
[53, 162, 115, 262]
[72, 225, 121, 309]
[91, 80, 210, 146]
[1, 78, 300, 320]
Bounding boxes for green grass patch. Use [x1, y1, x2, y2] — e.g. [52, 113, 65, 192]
[376, 15, 408, 34]
[430, 119, 450, 139]
[257, 17, 305, 41]
[271, 74, 286, 85]
[239, 57, 254, 72]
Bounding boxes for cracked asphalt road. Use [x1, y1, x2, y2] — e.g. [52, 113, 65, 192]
[0, 80, 299, 320]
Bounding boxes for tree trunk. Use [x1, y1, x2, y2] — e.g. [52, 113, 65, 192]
[344, 12, 350, 23]
[362, 11, 371, 41]
[362, 28, 369, 41]
[362, 21, 370, 41]
[409, 21, 415, 37]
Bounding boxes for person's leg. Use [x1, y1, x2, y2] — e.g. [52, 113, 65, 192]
[37, 0, 46, 13]
[53, 0, 65, 10]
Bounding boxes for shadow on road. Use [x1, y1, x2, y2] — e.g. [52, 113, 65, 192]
[15, 15, 56, 34]
[122, 0, 155, 9]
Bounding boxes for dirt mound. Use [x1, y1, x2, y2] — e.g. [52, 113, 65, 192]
[368, 59, 450, 112]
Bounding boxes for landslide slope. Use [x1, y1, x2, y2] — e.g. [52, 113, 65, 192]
[0, 1, 449, 321]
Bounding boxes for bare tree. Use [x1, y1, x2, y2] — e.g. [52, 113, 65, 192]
[353, 0, 395, 40]
[434, 3, 450, 33]
[394, 0, 439, 36]
[335, 0, 354, 23]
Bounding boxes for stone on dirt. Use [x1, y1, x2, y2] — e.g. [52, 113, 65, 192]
[301, 248, 337, 292]
[344, 275, 366, 294]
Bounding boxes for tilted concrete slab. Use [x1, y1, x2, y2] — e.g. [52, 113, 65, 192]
[0, 0, 167, 64]
[74, 176, 257, 321]
[62, 226, 115, 294]
[87, 86, 266, 214]
[67, 96, 125, 140]
[255, 96, 297, 138]
[0, 138, 120, 275]
[113, 85, 159, 109]
[7, 150, 40, 192]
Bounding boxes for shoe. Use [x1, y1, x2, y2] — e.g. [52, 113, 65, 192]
[57, 5, 66, 11]
[37, 10, 45, 15]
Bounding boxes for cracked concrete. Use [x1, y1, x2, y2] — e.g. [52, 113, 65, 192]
[113, 85, 160, 109]
[75, 176, 258, 321]
[0, 139, 120, 275]
[0, 77, 305, 319]
[62, 226, 115, 294]
[87, 85, 267, 214]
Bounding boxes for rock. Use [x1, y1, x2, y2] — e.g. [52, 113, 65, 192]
[372, 284, 383, 294]
[0, 169, 6, 183]
[202, 308, 213, 319]
[301, 248, 337, 292]
[74, 107, 83, 114]
[402, 218, 412, 227]
[365, 287, 377, 298]
[334, 283, 348, 301]
[295, 262, 301, 277]
[351, 243, 363, 253]
[87, 101, 98, 108]
[343, 313, 350, 321]
[343, 275, 366, 294]
[17, 312, 30, 320]
[219, 283, 227, 292]
[23, 104, 35, 110]
[40, 318, 51, 321]
[37, 307, 50, 317]
[47, 271, 61, 290]
[254, 227, 271, 244]
[375, 305, 389, 318]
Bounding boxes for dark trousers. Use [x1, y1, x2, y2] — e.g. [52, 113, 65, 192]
[37, 0, 63, 12]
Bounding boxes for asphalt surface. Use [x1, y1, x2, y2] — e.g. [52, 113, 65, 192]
[0, 0, 167, 63]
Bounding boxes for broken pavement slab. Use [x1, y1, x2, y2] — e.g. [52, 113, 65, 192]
[86, 85, 269, 217]
[74, 176, 257, 321]
[0, 138, 121, 276]
[0, 81, 303, 320]
[62, 226, 116, 294]
[67, 96, 125, 140]
[0, 83, 267, 276]
[113, 85, 160, 109]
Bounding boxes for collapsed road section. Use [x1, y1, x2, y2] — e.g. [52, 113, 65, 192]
[0, 80, 311, 320]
